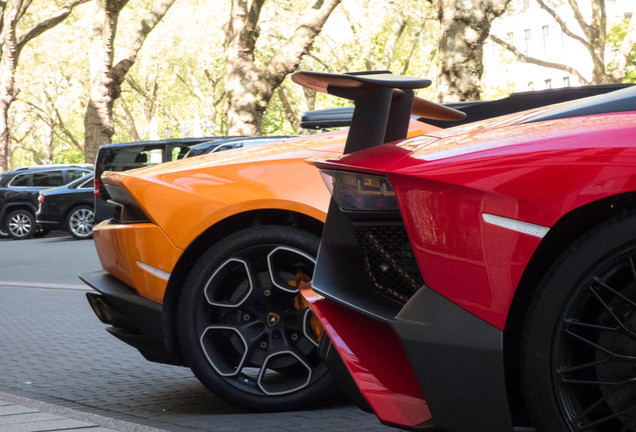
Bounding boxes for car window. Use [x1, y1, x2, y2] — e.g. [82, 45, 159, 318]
[9, 173, 30, 187]
[172, 145, 190, 161]
[145, 148, 164, 164]
[78, 176, 94, 189]
[103, 145, 165, 172]
[68, 170, 89, 182]
[32, 171, 64, 187]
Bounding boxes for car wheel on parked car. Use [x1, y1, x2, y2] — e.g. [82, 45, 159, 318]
[0, 228, 8, 239]
[5, 209, 36, 239]
[66, 205, 94, 239]
[177, 225, 337, 411]
[522, 213, 636, 432]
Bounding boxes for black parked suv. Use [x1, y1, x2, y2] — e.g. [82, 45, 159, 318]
[37, 173, 95, 240]
[0, 164, 93, 239]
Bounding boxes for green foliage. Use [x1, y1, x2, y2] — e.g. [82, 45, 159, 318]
[6, 0, 636, 169]
[55, 146, 85, 164]
[607, 18, 636, 83]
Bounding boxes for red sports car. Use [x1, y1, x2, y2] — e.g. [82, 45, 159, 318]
[296, 71, 636, 431]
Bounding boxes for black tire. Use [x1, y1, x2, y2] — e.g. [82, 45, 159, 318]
[522, 213, 636, 432]
[0, 228, 8, 239]
[5, 209, 36, 239]
[178, 225, 337, 411]
[33, 226, 49, 238]
[66, 205, 94, 239]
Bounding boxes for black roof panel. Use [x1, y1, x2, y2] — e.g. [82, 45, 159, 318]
[523, 84, 636, 123]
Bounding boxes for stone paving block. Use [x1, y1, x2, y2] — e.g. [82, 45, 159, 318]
[0, 411, 59, 425]
[0, 418, 98, 432]
[0, 285, 392, 431]
[0, 404, 38, 415]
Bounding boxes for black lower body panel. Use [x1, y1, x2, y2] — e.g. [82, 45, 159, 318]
[80, 271, 183, 366]
[392, 286, 513, 432]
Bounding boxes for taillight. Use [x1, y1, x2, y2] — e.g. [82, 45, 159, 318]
[38, 194, 44, 204]
[320, 170, 399, 212]
[104, 184, 150, 224]
[94, 177, 101, 198]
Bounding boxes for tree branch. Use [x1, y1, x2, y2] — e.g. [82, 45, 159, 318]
[262, 0, 341, 92]
[17, 0, 90, 51]
[116, 97, 141, 141]
[490, 33, 589, 84]
[277, 87, 303, 134]
[242, 0, 266, 53]
[535, 0, 591, 50]
[113, 0, 177, 84]
[16, 0, 33, 23]
[123, 77, 180, 125]
[53, 107, 83, 152]
[565, 0, 591, 40]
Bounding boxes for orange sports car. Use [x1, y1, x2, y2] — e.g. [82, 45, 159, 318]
[80, 89, 451, 410]
[81, 70, 596, 411]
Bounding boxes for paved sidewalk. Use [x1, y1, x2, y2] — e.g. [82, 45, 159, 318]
[0, 393, 166, 432]
[0, 285, 388, 432]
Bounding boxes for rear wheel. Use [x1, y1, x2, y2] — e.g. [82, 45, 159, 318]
[5, 209, 36, 239]
[522, 214, 636, 432]
[178, 225, 337, 411]
[66, 205, 94, 239]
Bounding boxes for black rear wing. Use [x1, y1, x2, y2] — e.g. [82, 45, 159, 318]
[292, 71, 435, 154]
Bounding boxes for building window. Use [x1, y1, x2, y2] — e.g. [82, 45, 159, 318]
[545, 78, 552, 89]
[561, 29, 565, 50]
[524, 29, 531, 54]
[542, 25, 550, 54]
[563, 76, 570, 87]
[521, 0, 529, 12]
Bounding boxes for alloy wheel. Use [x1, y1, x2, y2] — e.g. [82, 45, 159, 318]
[68, 207, 94, 239]
[6, 210, 36, 239]
[178, 225, 336, 411]
[197, 245, 321, 396]
[554, 248, 636, 431]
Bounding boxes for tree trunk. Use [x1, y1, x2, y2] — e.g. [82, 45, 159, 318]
[83, 0, 176, 164]
[0, 0, 90, 172]
[0, 2, 19, 172]
[430, 0, 511, 103]
[83, 0, 125, 165]
[225, 0, 341, 135]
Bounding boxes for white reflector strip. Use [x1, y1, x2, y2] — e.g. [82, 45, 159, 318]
[482, 213, 549, 238]
[136, 261, 170, 280]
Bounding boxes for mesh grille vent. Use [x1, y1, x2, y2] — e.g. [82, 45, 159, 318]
[354, 224, 424, 304]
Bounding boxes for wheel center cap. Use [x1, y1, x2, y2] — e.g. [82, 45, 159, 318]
[267, 312, 280, 327]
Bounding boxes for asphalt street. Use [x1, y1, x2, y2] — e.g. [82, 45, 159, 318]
[0, 233, 392, 431]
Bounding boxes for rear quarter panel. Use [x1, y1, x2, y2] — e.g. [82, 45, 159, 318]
[104, 140, 342, 250]
[394, 113, 636, 328]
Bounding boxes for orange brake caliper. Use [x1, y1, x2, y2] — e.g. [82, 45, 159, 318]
[289, 270, 323, 342]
